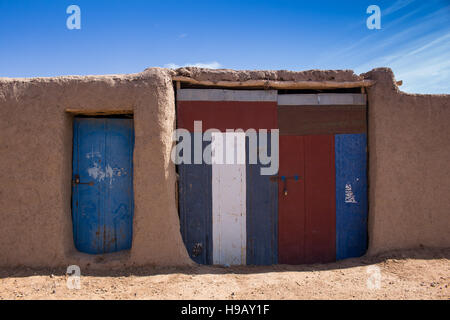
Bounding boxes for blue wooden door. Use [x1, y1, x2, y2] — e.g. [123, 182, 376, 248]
[72, 118, 134, 254]
[335, 133, 368, 260]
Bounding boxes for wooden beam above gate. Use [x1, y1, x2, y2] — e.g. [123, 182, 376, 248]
[172, 76, 375, 90]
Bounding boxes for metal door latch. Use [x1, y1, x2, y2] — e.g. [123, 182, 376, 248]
[72, 174, 94, 186]
[270, 175, 300, 196]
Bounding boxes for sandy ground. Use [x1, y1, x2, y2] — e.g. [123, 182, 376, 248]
[0, 248, 448, 300]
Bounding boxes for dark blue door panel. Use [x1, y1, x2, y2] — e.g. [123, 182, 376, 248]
[246, 133, 278, 265]
[178, 141, 212, 265]
[335, 134, 368, 260]
[72, 118, 134, 254]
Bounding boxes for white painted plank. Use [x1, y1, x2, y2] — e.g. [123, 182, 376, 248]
[318, 93, 366, 105]
[212, 132, 246, 265]
[277, 93, 366, 106]
[277, 94, 318, 105]
[177, 89, 277, 102]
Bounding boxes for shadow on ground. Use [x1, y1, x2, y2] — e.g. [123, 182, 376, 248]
[1, 247, 448, 279]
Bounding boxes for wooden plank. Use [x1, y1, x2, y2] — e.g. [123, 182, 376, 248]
[103, 119, 134, 253]
[177, 89, 277, 101]
[72, 118, 106, 254]
[304, 135, 336, 264]
[246, 132, 278, 265]
[172, 76, 376, 90]
[335, 134, 368, 260]
[177, 100, 278, 132]
[212, 132, 246, 265]
[278, 136, 306, 264]
[318, 93, 366, 105]
[66, 109, 133, 115]
[278, 94, 317, 105]
[278, 105, 367, 135]
[278, 94, 366, 106]
[178, 141, 213, 265]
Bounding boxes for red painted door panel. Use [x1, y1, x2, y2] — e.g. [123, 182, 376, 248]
[304, 135, 336, 263]
[278, 136, 305, 264]
[278, 135, 336, 264]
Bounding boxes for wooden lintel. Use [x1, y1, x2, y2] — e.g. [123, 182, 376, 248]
[172, 76, 375, 90]
[65, 109, 133, 115]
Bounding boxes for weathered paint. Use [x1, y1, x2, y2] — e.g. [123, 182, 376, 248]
[177, 100, 277, 132]
[178, 89, 277, 102]
[178, 140, 213, 264]
[177, 90, 278, 265]
[278, 136, 306, 264]
[278, 93, 366, 106]
[278, 105, 367, 135]
[211, 132, 247, 265]
[278, 135, 336, 264]
[304, 135, 336, 264]
[72, 118, 134, 254]
[335, 133, 368, 260]
[177, 89, 277, 132]
[246, 133, 278, 265]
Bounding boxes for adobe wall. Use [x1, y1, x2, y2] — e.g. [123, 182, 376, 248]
[0, 68, 192, 268]
[0, 67, 448, 268]
[363, 68, 450, 254]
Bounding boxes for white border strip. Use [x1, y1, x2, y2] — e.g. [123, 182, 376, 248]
[278, 93, 367, 106]
[177, 89, 277, 102]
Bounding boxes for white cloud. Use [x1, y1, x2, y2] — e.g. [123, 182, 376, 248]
[316, 3, 426, 67]
[354, 30, 450, 94]
[382, 0, 417, 16]
[164, 61, 223, 69]
[340, 4, 450, 94]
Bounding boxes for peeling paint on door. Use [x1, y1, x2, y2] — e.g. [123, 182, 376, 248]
[345, 183, 358, 203]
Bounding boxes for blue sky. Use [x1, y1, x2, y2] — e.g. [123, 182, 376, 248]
[0, 0, 449, 93]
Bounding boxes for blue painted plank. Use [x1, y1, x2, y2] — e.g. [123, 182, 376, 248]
[72, 118, 105, 254]
[178, 140, 212, 264]
[335, 133, 368, 260]
[103, 119, 134, 253]
[246, 132, 278, 265]
[72, 118, 134, 254]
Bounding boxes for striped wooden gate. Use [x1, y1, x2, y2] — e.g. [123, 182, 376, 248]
[177, 89, 368, 265]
